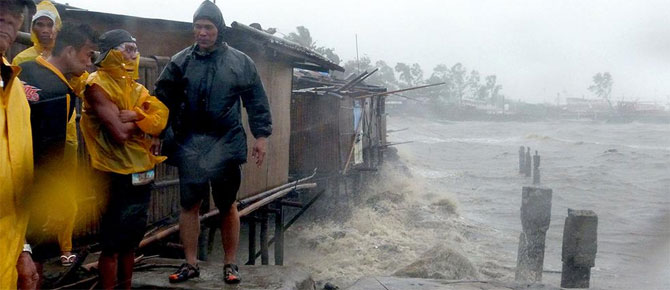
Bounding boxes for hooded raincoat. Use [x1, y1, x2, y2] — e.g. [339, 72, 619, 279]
[19, 56, 82, 254]
[155, 0, 272, 176]
[12, 1, 83, 168]
[11, 0, 61, 66]
[81, 50, 168, 174]
[0, 57, 34, 289]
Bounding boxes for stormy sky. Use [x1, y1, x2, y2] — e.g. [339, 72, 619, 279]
[63, 0, 670, 104]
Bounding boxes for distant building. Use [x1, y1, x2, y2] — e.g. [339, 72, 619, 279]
[564, 98, 611, 114]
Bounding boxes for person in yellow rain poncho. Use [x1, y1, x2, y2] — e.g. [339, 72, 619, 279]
[81, 29, 168, 290]
[1, 1, 37, 289]
[11, 0, 83, 170]
[12, 0, 61, 66]
[18, 23, 98, 285]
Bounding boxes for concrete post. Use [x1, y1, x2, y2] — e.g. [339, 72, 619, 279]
[561, 209, 598, 288]
[519, 146, 526, 174]
[524, 147, 532, 177]
[532, 151, 541, 185]
[515, 186, 552, 282]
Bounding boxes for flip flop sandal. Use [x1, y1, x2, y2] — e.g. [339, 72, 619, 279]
[169, 263, 200, 283]
[224, 264, 241, 284]
[60, 255, 76, 267]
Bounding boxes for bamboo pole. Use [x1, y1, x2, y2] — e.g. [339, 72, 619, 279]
[353, 82, 446, 99]
[238, 183, 317, 217]
[337, 68, 379, 92]
[238, 169, 316, 207]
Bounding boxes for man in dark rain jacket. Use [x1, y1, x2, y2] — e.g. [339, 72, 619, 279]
[155, 0, 272, 284]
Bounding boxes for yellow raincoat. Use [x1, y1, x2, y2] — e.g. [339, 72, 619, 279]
[28, 56, 80, 252]
[81, 50, 168, 174]
[11, 0, 80, 164]
[11, 0, 62, 66]
[0, 57, 34, 289]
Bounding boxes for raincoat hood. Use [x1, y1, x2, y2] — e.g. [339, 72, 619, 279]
[97, 49, 140, 81]
[30, 0, 61, 53]
[193, 0, 226, 44]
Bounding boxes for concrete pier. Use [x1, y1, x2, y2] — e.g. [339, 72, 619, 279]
[515, 186, 552, 283]
[532, 151, 540, 185]
[131, 258, 316, 290]
[561, 209, 598, 288]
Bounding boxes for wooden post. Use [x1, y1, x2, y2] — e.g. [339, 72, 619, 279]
[532, 151, 541, 185]
[197, 197, 211, 261]
[561, 209, 598, 288]
[274, 204, 284, 265]
[519, 146, 526, 174]
[260, 210, 269, 265]
[197, 227, 209, 261]
[515, 186, 552, 282]
[247, 217, 256, 265]
[525, 147, 532, 177]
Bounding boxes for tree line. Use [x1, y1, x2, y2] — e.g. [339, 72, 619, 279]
[285, 26, 613, 106]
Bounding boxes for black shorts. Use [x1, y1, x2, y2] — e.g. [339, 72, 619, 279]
[97, 171, 151, 253]
[178, 164, 241, 210]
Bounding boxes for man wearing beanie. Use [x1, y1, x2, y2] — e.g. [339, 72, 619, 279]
[156, 0, 272, 284]
[1, 1, 37, 289]
[81, 29, 168, 290]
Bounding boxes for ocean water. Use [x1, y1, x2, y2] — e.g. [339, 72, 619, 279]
[285, 116, 670, 289]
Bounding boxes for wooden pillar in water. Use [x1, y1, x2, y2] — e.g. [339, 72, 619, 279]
[532, 151, 541, 185]
[519, 146, 526, 174]
[515, 186, 552, 282]
[524, 147, 532, 177]
[561, 209, 598, 288]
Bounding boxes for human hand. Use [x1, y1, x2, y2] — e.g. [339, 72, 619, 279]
[150, 136, 161, 156]
[16, 252, 38, 290]
[251, 137, 267, 167]
[119, 110, 144, 123]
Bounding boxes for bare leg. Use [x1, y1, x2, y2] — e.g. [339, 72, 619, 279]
[221, 202, 240, 264]
[98, 252, 118, 290]
[116, 250, 135, 289]
[180, 201, 202, 265]
[16, 254, 39, 290]
[34, 262, 43, 289]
